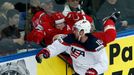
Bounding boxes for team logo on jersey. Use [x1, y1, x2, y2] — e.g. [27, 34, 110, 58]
[70, 47, 85, 59]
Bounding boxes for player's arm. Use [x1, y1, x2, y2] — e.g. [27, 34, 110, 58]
[93, 19, 116, 45]
[32, 11, 43, 28]
[26, 19, 49, 44]
[93, 12, 120, 45]
[35, 39, 69, 63]
[26, 29, 46, 44]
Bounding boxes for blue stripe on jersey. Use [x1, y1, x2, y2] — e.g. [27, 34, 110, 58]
[63, 33, 104, 51]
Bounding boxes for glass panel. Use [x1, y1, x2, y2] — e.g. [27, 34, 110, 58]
[96, 0, 134, 32]
[0, 0, 42, 57]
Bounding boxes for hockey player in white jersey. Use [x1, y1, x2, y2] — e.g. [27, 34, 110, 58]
[35, 12, 120, 75]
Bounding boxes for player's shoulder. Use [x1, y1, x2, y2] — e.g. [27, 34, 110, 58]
[85, 33, 104, 51]
[34, 11, 44, 16]
[86, 33, 103, 44]
[63, 34, 76, 44]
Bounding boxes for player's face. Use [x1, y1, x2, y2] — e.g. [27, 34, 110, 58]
[55, 22, 66, 30]
[68, 0, 80, 8]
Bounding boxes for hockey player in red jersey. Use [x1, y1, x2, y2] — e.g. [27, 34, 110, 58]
[31, 0, 54, 28]
[27, 12, 72, 45]
[35, 12, 120, 75]
[27, 11, 94, 45]
[32, 10, 53, 28]
[65, 12, 95, 32]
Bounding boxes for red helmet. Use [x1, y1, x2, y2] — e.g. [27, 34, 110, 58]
[52, 12, 65, 24]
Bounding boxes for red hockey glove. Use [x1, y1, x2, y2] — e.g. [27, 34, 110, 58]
[85, 68, 98, 75]
[35, 48, 50, 63]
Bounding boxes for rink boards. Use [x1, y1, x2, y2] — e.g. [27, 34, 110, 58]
[0, 29, 134, 75]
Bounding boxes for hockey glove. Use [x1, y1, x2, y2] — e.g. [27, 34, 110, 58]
[35, 48, 50, 63]
[103, 11, 120, 23]
[109, 11, 120, 23]
[85, 68, 98, 75]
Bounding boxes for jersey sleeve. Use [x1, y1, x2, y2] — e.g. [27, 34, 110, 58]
[93, 19, 116, 46]
[47, 40, 69, 57]
[26, 29, 45, 44]
[32, 11, 43, 28]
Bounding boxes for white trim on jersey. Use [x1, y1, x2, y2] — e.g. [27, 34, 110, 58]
[55, 18, 65, 24]
[104, 25, 115, 32]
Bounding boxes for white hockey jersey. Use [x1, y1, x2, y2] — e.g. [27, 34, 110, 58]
[46, 34, 108, 75]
